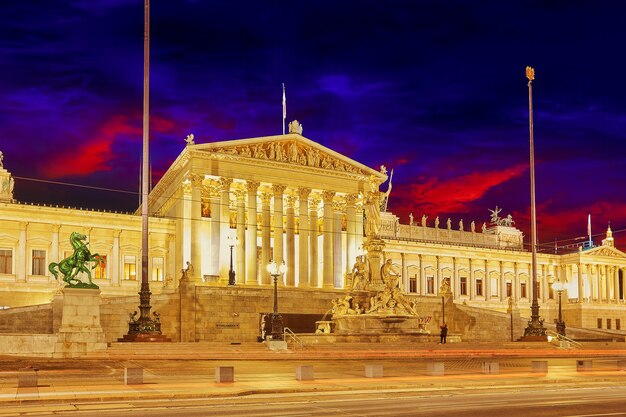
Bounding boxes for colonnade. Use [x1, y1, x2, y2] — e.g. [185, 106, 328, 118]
[185, 175, 364, 287]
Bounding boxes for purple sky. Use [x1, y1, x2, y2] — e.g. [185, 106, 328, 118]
[2, 1, 626, 250]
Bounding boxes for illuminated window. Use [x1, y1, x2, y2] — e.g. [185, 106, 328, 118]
[94, 255, 107, 279]
[0, 249, 12, 274]
[124, 255, 137, 280]
[460, 277, 467, 295]
[521, 282, 527, 298]
[617, 319, 621, 330]
[506, 282, 512, 297]
[409, 275, 417, 293]
[32, 250, 46, 276]
[607, 319, 612, 330]
[476, 279, 483, 296]
[426, 276, 434, 294]
[597, 318, 602, 329]
[152, 257, 164, 282]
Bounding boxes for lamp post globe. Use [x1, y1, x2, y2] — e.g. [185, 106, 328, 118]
[267, 260, 287, 341]
[552, 280, 566, 336]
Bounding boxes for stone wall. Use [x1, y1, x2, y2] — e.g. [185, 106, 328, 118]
[0, 334, 57, 357]
[0, 303, 55, 334]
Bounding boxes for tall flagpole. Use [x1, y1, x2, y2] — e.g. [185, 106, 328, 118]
[522, 66, 547, 341]
[121, 0, 168, 342]
[282, 83, 286, 135]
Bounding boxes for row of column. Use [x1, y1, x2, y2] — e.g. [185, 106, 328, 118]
[399, 256, 625, 304]
[187, 175, 363, 287]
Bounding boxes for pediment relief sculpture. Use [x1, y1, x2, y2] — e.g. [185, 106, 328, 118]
[212, 141, 367, 174]
[586, 247, 626, 258]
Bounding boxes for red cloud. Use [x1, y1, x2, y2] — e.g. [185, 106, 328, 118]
[41, 114, 176, 179]
[394, 164, 527, 215]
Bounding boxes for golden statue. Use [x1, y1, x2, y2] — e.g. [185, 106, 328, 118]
[525, 66, 535, 81]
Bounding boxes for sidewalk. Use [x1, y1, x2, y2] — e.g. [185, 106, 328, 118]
[2, 344, 626, 408]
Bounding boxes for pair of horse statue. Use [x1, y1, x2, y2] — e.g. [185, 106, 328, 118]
[48, 232, 104, 288]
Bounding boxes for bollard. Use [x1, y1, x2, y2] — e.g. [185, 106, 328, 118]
[426, 362, 445, 376]
[216, 366, 235, 383]
[576, 360, 592, 372]
[296, 365, 314, 381]
[531, 360, 548, 373]
[482, 362, 499, 375]
[18, 367, 38, 388]
[124, 367, 143, 385]
[365, 364, 383, 378]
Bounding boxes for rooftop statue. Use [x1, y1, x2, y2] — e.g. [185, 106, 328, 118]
[49, 232, 104, 289]
[185, 133, 195, 146]
[288, 120, 303, 135]
[0, 150, 3, 169]
[379, 169, 393, 212]
[489, 206, 502, 225]
[421, 214, 428, 227]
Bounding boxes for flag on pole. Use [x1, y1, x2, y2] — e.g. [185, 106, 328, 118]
[588, 214, 592, 239]
[282, 83, 286, 135]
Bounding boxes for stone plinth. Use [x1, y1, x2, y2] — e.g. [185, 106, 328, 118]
[18, 368, 38, 387]
[125, 367, 143, 384]
[482, 361, 499, 374]
[0, 169, 14, 203]
[363, 238, 385, 289]
[215, 366, 234, 383]
[296, 365, 314, 381]
[53, 288, 107, 358]
[365, 364, 383, 378]
[531, 360, 548, 373]
[426, 362, 444, 376]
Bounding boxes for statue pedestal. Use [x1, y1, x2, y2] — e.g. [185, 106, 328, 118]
[0, 168, 14, 203]
[363, 238, 386, 290]
[53, 288, 107, 358]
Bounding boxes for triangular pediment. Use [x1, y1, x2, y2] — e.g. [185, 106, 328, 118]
[583, 245, 626, 259]
[190, 134, 384, 178]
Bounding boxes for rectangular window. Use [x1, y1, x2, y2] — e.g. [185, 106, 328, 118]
[94, 255, 107, 279]
[124, 255, 137, 280]
[521, 282, 527, 298]
[597, 318, 602, 329]
[506, 282, 512, 297]
[607, 319, 612, 330]
[0, 249, 12, 274]
[409, 275, 417, 293]
[152, 257, 164, 282]
[426, 276, 434, 294]
[617, 319, 621, 330]
[32, 250, 46, 276]
[460, 277, 467, 295]
[476, 279, 483, 296]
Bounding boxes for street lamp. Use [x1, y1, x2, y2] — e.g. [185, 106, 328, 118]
[267, 260, 287, 341]
[523, 66, 547, 340]
[228, 235, 237, 286]
[552, 279, 566, 336]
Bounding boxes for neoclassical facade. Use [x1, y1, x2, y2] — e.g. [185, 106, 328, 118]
[0, 132, 625, 330]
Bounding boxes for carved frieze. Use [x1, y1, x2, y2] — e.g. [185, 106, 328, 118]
[212, 140, 367, 174]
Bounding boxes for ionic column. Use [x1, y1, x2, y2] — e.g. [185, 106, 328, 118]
[51, 224, 60, 270]
[436, 256, 441, 293]
[260, 190, 272, 285]
[285, 195, 296, 286]
[218, 177, 233, 283]
[111, 229, 121, 286]
[469, 258, 475, 300]
[17, 222, 27, 282]
[309, 195, 321, 288]
[190, 174, 203, 282]
[333, 199, 345, 288]
[615, 266, 620, 302]
[419, 254, 425, 295]
[272, 185, 286, 280]
[513, 262, 519, 302]
[540, 264, 547, 303]
[322, 191, 335, 289]
[401, 253, 408, 292]
[586, 264, 594, 302]
[484, 260, 490, 300]
[355, 203, 364, 253]
[577, 263, 583, 302]
[595, 265, 602, 303]
[453, 257, 459, 297]
[500, 261, 505, 301]
[234, 189, 246, 285]
[208, 184, 220, 277]
[297, 188, 311, 287]
[345, 194, 358, 276]
[245, 181, 260, 285]
[605, 265, 611, 302]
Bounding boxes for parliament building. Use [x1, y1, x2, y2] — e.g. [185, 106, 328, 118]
[1, 129, 625, 340]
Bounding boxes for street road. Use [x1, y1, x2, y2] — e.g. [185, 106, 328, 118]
[11, 386, 626, 417]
